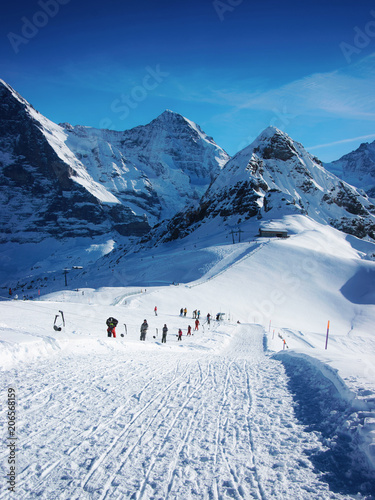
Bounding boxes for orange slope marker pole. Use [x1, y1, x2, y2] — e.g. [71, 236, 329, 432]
[325, 320, 330, 350]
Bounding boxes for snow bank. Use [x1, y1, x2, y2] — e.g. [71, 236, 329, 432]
[272, 349, 375, 486]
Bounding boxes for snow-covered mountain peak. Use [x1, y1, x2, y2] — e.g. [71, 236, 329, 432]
[59, 122, 73, 130]
[0, 79, 26, 105]
[250, 126, 301, 163]
[151, 109, 195, 130]
[147, 109, 222, 151]
[154, 127, 375, 243]
[156, 109, 180, 120]
[255, 125, 284, 141]
[326, 140, 375, 199]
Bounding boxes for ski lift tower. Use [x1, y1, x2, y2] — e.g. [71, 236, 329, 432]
[63, 266, 83, 287]
[63, 268, 69, 287]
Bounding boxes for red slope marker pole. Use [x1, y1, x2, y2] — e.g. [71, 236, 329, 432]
[325, 320, 330, 350]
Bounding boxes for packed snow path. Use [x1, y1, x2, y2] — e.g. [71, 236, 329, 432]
[1, 325, 356, 499]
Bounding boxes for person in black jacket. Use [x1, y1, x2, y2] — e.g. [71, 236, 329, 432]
[140, 319, 149, 341]
[162, 324, 168, 343]
[106, 317, 118, 338]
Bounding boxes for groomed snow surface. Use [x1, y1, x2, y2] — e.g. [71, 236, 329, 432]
[1, 216, 375, 499]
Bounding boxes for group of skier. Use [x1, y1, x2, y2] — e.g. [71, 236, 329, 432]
[105, 306, 220, 343]
[179, 308, 211, 323]
[140, 321, 195, 343]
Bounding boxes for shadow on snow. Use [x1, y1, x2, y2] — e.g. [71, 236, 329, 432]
[275, 355, 375, 499]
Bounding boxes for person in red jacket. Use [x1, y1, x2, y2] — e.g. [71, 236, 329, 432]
[178, 328, 183, 341]
[194, 319, 199, 331]
[187, 325, 192, 336]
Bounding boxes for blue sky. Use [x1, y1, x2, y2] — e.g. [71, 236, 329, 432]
[1, 0, 375, 161]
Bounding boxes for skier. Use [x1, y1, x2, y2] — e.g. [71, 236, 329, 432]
[180, 308, 183, 316]
[194, 319, 200, 331]
[183, 308, 187, 317]
[193, 309, 197, 319]
[197, 310, 201, 319]
[106, 317, 118, 338]
[140, 319, 149, 341]
[187, 325, 192, 336]
[207, 313, 211, 325]
[162, 324, 168, 343]
[154, 306, 158, 316]
[177, 328, 183, 341]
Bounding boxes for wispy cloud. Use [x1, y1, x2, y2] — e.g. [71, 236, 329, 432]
[167, 53, 375, 123]
[307, 134, 375, 151]
[225, 56, 375, 120]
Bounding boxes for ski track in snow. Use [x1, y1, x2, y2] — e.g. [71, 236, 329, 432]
[0, 326, 359, 499]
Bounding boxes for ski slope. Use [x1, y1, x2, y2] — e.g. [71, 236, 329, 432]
[1, 216, 375, 498]
[0, 310, 363, 499]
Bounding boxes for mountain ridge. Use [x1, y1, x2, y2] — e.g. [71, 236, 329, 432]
[0, 80, 228, 244]
[1, 80, 375, 291]
[325, 140, 375, 199]
[150, 127, 375, 245]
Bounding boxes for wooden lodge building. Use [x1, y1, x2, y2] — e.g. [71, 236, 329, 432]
[258, 228, 288, 238]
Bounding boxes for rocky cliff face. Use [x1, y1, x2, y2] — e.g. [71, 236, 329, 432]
[155, 128, 375, 242]
[325, 141, 375, 199]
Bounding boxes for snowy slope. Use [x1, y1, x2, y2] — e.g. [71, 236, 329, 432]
[1, 216, 375, 498]
[326, 140, 375, 199]
[2, 81, 375, 499]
